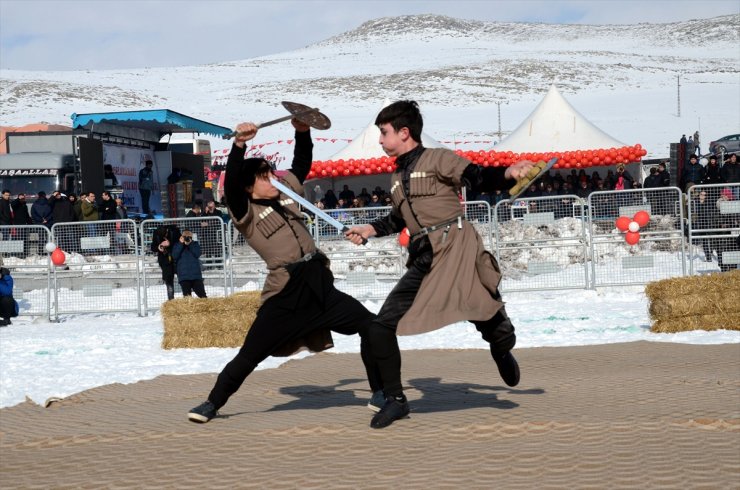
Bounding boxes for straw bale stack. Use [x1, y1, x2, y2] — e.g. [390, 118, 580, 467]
[161, 291, 261, 349]
[645, 270, 740, 333]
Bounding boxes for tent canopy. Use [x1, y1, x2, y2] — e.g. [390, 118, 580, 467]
[494, 85, 627, 152]
[329, 99, 446, 161]
[71, 109, 231, 142]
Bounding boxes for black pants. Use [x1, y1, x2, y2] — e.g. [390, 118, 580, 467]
[0, 296, 17, 320]
[180, 280, 207, 298]
[370, 251, 516, 397]
[140, 189, 151, 214]
[208, 264, 381, 409]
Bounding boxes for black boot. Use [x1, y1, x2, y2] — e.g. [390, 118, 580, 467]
[492, 349, 520, 387]
[370, 395, 410, 429]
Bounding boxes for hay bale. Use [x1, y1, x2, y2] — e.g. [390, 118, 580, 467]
[649, 292, 737, 318]
[651, 313, 740, 333]
[645, 270, 740, 333]
[161, 291, 261, 349]
[645, 270, 740, 301]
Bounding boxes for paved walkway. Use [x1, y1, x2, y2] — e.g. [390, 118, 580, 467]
[1, 341, 739, 489]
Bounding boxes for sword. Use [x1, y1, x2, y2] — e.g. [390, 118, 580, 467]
[269, 178, 367, 244]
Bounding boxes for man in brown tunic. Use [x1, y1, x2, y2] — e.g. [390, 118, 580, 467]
[188, 119, 382, 423]
[347, 101, 535, 428]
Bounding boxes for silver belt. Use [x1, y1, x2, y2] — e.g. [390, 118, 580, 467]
[271, 251, 319, 270]
[410, 216, 463, 240]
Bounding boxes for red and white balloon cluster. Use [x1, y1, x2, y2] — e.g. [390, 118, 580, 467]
[305, 145, 647, 180]
[615, 211, 650, 245]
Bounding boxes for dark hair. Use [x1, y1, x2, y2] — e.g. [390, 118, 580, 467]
[1, 189, 9, 194]
[244, 158, 274, 189]
[375, 100, 423, 143]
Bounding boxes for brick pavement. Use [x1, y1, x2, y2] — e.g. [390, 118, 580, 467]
[1, 341, 739, 489]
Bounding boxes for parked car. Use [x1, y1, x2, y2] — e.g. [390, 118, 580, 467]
[709, 134, 740, 155]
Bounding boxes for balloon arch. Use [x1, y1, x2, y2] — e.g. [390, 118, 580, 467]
[306, 144, 647, 180]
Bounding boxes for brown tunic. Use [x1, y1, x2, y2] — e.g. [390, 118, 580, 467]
[388, 148, 504, 335]
[227, 150, 332, 356]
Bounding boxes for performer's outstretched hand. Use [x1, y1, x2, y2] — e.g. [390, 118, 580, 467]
[345, 224, 376, 245]
[233, 122, 258, 147]
[505, 160, 535, 180]
[291, 117, 311, 133]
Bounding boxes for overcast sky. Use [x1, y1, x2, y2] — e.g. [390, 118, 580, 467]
[1, 0, 738, 71]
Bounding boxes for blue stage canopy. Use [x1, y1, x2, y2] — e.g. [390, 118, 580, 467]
[70, 109, 231, 139]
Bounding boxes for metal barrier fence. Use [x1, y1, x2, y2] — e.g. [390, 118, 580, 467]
[50, 220, 141, 320]
[588, 187, 686, 287]
[0, 225, 52, 319]
[686, 183, 740, 275]
[141, 217, 228, 312]
[313, 206, 392, 244]
[494, 195, 589, 292]
[464, 201, 494, 252]
[3, 188, 739, 320]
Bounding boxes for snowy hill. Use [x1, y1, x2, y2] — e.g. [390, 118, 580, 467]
[1, 14, 738, 161]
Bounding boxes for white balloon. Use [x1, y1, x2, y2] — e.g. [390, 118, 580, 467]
[628, 221, 640, 232]
[45, 242, 57, 253]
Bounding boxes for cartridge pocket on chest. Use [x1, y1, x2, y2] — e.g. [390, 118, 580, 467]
[255, 208, 285, 238]
[390, 181, 405, 206]
[409, 172, 436, 197]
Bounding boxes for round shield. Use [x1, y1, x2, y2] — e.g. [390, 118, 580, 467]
[282, 101, 331, 130]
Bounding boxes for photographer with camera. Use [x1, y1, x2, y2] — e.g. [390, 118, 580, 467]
[151, 224, 181, 300]
[0, 260, 19, 326]
[171, 229, 207, 298]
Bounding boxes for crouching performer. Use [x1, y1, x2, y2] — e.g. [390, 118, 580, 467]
[188, 118, 382, 423]
[346, 100, 535, 428]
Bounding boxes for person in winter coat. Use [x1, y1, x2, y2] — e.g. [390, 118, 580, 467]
[72, 193, 85, 221]
[0, 264, 19, 326]
[681, 155, 705, 192]
[0, 190, 12, 226]
[720, 154, 740, 198]
[151, 224, 180, 300]
[30, 192, 53, 228]
[50, 191, 76, 223]
[346, 100, 534, 428]
[11, 193, 31, 225]
[187, 119, 382, 425]
[171, 229, 206, 298]
[701, 155, 723, 185]
[99, 191, 117, 221]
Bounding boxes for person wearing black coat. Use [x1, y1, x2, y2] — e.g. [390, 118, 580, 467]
[151, 224, 181, 300]
[51, 192, 76, 223]
[99, 191, 118, 221]
[0, 190, 12, 226]
[171, 229, 207, 298]
[11, 194, 31, 225]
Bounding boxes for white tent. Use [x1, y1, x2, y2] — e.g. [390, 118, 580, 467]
[329, 99, 446, 161]
[494, 85, 627, 152]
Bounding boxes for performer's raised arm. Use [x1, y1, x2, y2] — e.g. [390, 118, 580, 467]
[224, 122, 258, 220]
[289, 118, 313, 184]
[460, 160, 534, 193]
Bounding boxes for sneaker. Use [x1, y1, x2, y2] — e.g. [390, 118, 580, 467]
[367, 390, 385, 413]
[370, 396, 410, 429]
[492, 350, 520, 387]
[188, 400, 217, 423]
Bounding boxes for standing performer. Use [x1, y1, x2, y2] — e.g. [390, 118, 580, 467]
[346, 100, 535, 428]
[188, 118, 382, 423]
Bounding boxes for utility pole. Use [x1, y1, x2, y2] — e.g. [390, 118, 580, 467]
[495, 100, 507, 142]
[677, 74, 681, 118]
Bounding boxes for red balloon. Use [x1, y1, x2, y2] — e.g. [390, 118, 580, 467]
[398, 228, 410, 247]
[625, 231, 640, 245]
[51, 248, 66, 266]
[616, 216, 631, 231]
[633, 210, 650, 227]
